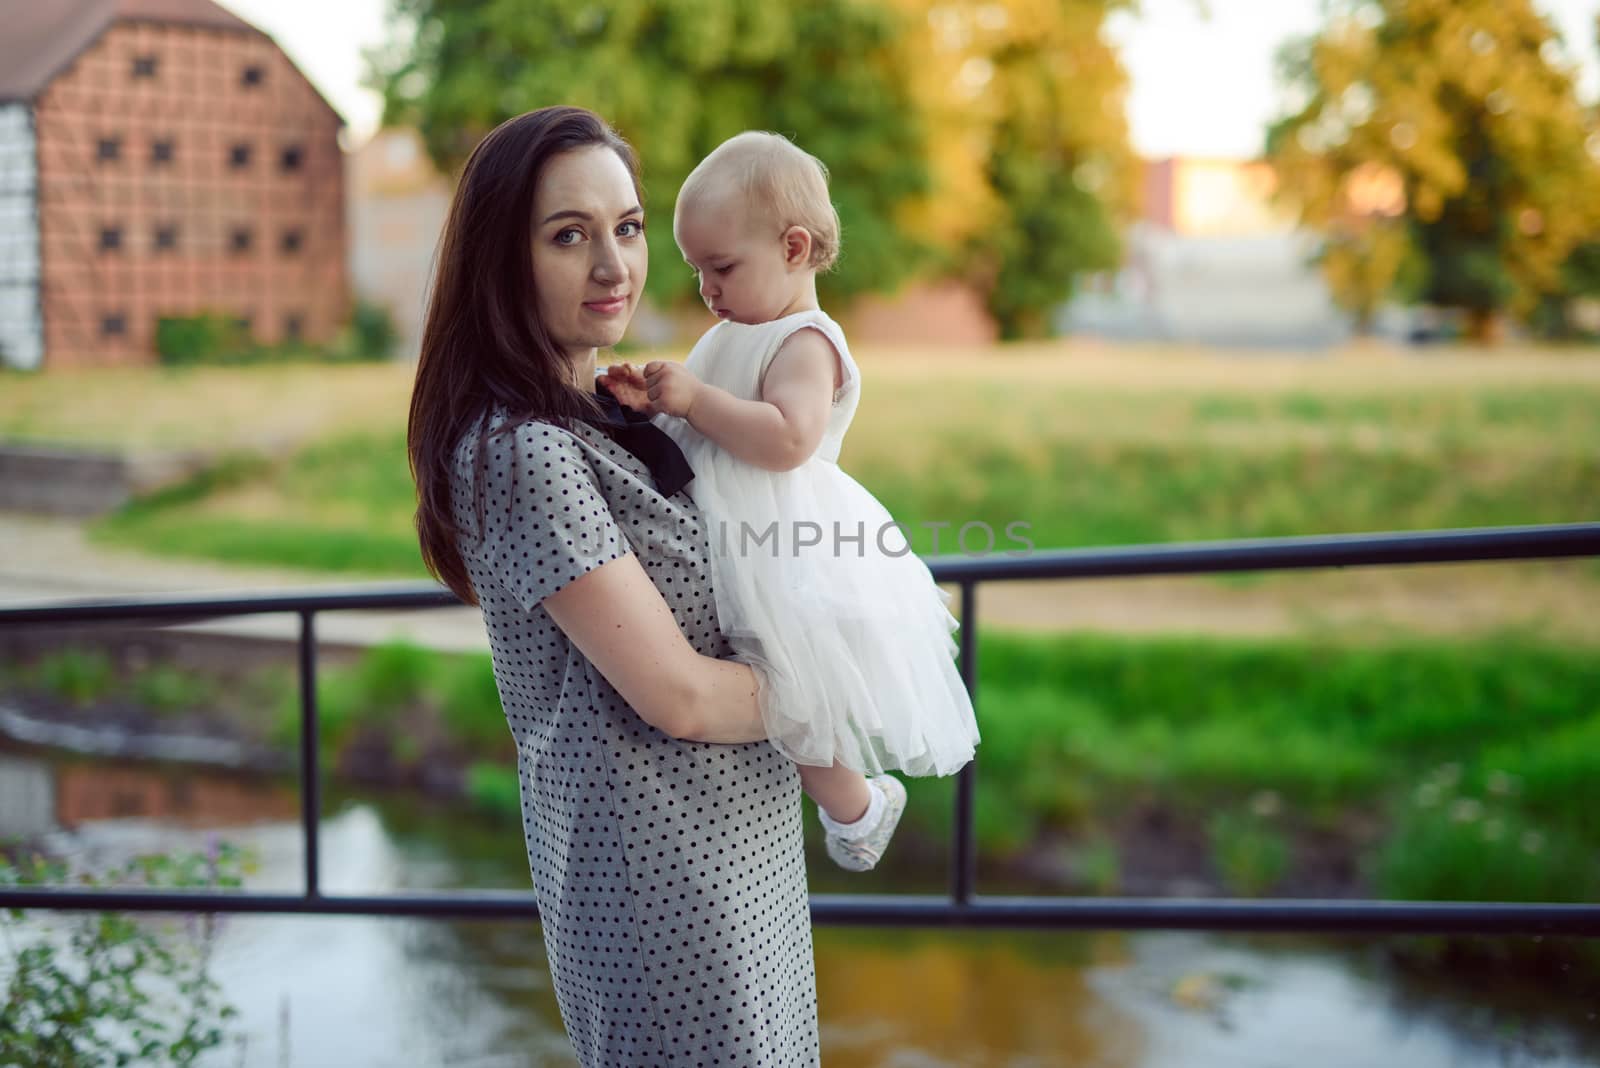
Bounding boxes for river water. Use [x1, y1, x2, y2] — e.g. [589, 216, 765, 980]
[2, 748, 1596, 1067]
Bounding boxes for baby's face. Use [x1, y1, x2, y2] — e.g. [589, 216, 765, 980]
[675, 197, 799, 326]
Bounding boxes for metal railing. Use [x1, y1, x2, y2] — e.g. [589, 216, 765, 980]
[3, 522, 1600, 935]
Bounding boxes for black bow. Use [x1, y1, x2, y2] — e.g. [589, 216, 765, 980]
[583, 380, 695, 498]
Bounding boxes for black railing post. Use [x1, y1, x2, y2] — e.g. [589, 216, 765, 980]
[298, 609, 321, 899]
[952, 581, 978, 906]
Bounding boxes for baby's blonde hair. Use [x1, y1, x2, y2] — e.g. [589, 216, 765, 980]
[675, 131, 840, 272]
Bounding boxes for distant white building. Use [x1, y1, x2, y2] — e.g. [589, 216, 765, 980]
[347, 127, 452, 361]
[1061, 157, 1353, 349]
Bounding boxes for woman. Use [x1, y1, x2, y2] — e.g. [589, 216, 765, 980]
[408, 107, 820, 1066]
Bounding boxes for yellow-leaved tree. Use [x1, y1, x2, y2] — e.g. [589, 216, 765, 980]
[1267, 0, 1600, 340]
[887, 0, 1141, 338]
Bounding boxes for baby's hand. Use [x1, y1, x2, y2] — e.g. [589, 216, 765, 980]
[600, 362, 652, 412]
[643, 361, 701, 419]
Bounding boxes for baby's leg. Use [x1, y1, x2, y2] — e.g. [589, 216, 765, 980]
[798, 760, 873, 824]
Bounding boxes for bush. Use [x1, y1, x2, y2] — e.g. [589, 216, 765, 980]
[464, 762, 521, 820]
[154, 301, 400, 368]
[1207, 807, 1291, 897]
[0, 845, 244, 1066]
[339, 299, 400, 362]
[1479, 714, 1600, 840]
[1373, 766, 1600, 904]
[154, 313, 254, 367]
[33, 649, 116, 707]
[271, 642, 445, 764]
[438, 655, 512, 758]
[351, 640, 438, 712]
[129, 664, 215, 716]
[1070, 837, 1121, 895]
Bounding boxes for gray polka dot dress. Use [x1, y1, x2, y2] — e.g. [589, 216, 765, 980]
[451, 409, 820, 1067]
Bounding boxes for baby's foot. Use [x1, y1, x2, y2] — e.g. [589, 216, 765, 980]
[821, 775, 907, 873]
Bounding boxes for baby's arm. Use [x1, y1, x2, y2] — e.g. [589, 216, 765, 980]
[644, 328, 840, 471]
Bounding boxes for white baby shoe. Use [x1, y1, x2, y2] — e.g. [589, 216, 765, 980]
[820, 775, 907, 873]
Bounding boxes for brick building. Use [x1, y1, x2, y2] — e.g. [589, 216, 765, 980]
[0, 0, 347, 369]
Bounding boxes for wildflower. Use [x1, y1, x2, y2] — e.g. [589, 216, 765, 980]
[1449, 798, 1483, 823]
[1486, 771, 1517, 797]
[1414, 782, 1441, 808]
[1250, 791, 1282, 819]
[1435, 763, 1462, 788]
[1482, 819, 1504, 842]
[1521, 830, 1545, 855]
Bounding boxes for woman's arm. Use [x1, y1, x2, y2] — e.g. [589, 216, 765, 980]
[640, 328, 840, 471]
[542, 551, 770, 744]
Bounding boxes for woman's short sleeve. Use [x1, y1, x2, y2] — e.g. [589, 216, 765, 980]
[471, 421, 631, 611]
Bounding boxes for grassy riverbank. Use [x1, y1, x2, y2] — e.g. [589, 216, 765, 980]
[7, 630, 1598, 908]
[3, 344, 1592, 585]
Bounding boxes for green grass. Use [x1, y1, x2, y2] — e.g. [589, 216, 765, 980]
[1374, 766, 1600, 903]
[1478, 713, 1600, 834]
[950, 630, 1600, 898]
[0, 363, 413, 450]
[42, 350, 1590, 576]
[864, 435, 1599, 555]
[91, 430, 426, 576]
[87, 420, 1600, 575]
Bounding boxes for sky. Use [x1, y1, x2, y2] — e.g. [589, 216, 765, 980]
[217, 0, 1600, 159]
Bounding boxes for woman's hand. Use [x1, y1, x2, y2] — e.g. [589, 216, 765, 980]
[599, 363, 652, 412]
[644, 361, 701, 419]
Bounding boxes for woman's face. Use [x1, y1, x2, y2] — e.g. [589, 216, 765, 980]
[530, 146, 648, 368]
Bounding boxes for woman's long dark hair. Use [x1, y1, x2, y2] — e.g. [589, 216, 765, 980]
[409, 107, 642, 605]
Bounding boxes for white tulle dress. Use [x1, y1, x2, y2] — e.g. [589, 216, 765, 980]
[653, 310, 978, 777]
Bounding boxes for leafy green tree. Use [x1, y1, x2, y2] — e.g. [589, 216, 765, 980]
[368, 0, 933, 306]
[1534, 16, 1600, 339]
[1267, 0, 1600, 341]
[1531, 240, 1600, 338]
[889, 0, 1138, 338]
[1316, 217, 1416, 332]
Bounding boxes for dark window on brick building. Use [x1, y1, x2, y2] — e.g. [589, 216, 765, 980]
[99, 226, 122, 252]
[97, 137, 120, 162]
[284, 314, 304, 343]
[281, 229, 303, 255]
[235, 315, 253, 335]
[230, 143, 252, 169]
[132, 55, 158, 78]
[230, 227, 253, 254]
[101, 313, 126, 338]
[280, 145, 304, 172]
[154, 225, 178, 251]
[241, 65, 265, 87]
[151, 139, 174, 165]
